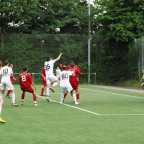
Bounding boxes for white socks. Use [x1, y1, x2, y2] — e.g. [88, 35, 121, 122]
[60, 92, 64, 103]
[52, 82, 58, 87]
[72, 93, 77, 103]
[46, 88, 49, 96]
[12, 93, 15, 104]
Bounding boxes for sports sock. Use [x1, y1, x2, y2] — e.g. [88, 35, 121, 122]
[77, 93, 80, 101]
[33, 94, 37, 101]
[52, 82, 58, 88]
[63, 93, 67, 101]
[61, 92, 64, 102]
[22, 92, 25, 100]
[12, 93, 15, 104]
[0, 94, 3, 99]
[41, 88, 44, 95]
[46, 88, 49, 96]
[72, 93, 77, 103]
[6, 90, 11, 96]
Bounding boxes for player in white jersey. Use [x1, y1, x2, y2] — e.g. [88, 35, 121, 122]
[50, 66, 61, 92]
[44, 53, 62, 101]
[58, 65, 78, 104]
[0, 61, 18, 106]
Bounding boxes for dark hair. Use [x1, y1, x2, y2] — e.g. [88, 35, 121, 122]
[70, 61, 75, 67]
[23, 66, 28, 71]
[62, 65, 66, 70]
[4, 61, 9, 65]
[46, 57, 50, 61]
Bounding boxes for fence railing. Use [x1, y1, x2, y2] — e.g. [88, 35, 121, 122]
[14, 73, 97, 84]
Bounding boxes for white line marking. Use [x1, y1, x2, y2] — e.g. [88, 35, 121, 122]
[36, 94, 144, 116]
[36, 95, 100, 115]
[79, 87, 144, 100]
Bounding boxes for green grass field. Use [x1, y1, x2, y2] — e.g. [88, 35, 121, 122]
[1, 84, 144, 144]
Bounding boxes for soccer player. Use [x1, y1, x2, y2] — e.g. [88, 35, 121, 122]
[44, 53, 62, 101]
[6, 64, 16, 98]
[40, 67, 46, 96]
[0, 96, 6, 123]
[50, 66, 61, 92]
[58, 65, 78, 104]
[0, 61, 18, 106]
[19, 66, 37, 106]
[62, 61, 82, 103]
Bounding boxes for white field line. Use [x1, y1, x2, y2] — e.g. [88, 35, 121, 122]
[79, 87, 144, 100]
[36, 95, 144, 116]
[36, 95, 100, 115]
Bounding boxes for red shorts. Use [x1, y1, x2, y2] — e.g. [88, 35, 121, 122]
[70, 81, 78, 90]
[42, 80, 46, 86]
[22, 86, 34, 93]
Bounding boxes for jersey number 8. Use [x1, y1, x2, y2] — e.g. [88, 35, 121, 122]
[21, 76, 26, 81]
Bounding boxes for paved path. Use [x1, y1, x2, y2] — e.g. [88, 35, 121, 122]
[89, 85, 144, 94]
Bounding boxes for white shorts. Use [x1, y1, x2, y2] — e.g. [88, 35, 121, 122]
[46, 74, 58, 85]
[0, 81, 14, 90]
[60, 84, 73, 93]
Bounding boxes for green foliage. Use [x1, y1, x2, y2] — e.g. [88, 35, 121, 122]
[94, 0, 144, 42]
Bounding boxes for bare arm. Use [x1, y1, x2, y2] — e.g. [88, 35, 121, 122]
[54, 53, 63, 62]
[31, 82, 37, 90]
[41, 74, 46, 81]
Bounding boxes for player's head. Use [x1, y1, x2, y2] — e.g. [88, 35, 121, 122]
[23, 66, 28, 72]
[62, 65, 66, 70]
[46, 57, 52, 61]
[57, 66, 59, 69]
[10, 64, 13, 69]
[4, 61, 9, 66]
[142, 68, 144, 73]
[70, 61, 75, 67]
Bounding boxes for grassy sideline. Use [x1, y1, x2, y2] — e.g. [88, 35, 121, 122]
[1, 84, 144, 144]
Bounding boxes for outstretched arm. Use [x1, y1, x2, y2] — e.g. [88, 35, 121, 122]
[54, 53, 63, 62]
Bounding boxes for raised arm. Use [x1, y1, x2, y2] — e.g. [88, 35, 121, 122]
[54, 53, 63, 62]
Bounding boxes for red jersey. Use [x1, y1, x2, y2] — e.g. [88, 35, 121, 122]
[19, 72, 33, 90]
[10, 71, 15, 84]
[67, 66, 82, 82]
[41, 67, 46, 85]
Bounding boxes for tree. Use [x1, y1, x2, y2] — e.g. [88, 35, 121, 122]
[93, 0, 144, 42]
[0, 0, 39, 51]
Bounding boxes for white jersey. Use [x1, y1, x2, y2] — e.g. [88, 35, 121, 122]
[44, 60, 55, 75]
[0, 66, 12, 82]
[59, 70, 73, 86]
[56, 69, 61, 76]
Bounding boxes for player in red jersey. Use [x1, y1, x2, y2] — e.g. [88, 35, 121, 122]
[40, 67, 46, 96]
[6, 64, 16, 98]
[19, 66, 37, 106]
[61, 61, 82, 103]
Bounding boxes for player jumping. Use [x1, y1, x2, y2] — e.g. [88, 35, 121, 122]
[44, 53, 62, 101]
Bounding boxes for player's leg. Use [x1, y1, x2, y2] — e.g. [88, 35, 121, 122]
[71, 90, 78, 104]
[6, 90, 11, 98]
[49, 76, 60, 93]
[63, 92, 68, 102]
[0, 98, 6, 123]
[32, 92, 37, 106]
[11, 90, 18, 106]
[41, 85, 46, 96]
[46, 83, 51, 102]
[21, 91, 25, 105]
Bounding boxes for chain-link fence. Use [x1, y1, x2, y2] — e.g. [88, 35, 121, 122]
[135, 38, 144, 79]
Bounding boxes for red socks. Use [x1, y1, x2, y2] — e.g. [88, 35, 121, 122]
[6, 90, 11, 96]
[77, 93, 80, 101]
[41, 88, 44, 95]
[33, 94, 37, 101]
